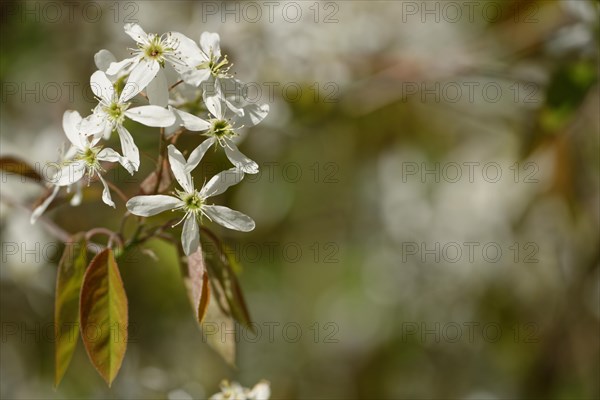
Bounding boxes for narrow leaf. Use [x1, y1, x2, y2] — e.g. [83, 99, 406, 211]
[203, 237, 253, 331]
[54, 234, 88, 387]
[0, 156, 43, 184]
[79, 249, 128, 387]
[185, 245, 211, 324]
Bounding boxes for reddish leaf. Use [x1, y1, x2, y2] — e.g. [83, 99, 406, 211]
[185, 245, 211, 324]
[79, 249, 128, 387]
[202, 236, 253, 331]
[54, 234, 88, 387]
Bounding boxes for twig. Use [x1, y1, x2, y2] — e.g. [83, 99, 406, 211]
[169, 79, 184, 91]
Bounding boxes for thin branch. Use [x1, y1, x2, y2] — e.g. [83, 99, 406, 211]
[169, 79, 184, 91]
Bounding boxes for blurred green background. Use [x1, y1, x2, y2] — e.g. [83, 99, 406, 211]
[1, 1, 599, 399]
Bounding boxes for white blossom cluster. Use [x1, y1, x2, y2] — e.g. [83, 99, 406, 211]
[31, 23, 269, 255]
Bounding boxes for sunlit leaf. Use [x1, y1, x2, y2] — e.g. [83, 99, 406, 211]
[0, 156, 43, 184]
[54, 234, 88, 387]
[185, 245, 211, 324]
[79, 249, 128, 387]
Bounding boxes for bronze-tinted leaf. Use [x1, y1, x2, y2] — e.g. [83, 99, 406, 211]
[202, 236, 253, 331]
[206, 250, 254, 331]
[54, 234, 88, 387]
[79, 249, 128, 387]
[0, 156, 43, 184]
[185, 245, 211, 324]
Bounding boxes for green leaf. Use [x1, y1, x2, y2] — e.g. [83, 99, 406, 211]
[54, 234, 88, 387]
[0, 156, 43, 184]
[79, 249, 128, 387]
[185, 245, 211, 324]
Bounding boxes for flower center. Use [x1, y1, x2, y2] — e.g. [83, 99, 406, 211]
[179, 190, 203, 213]
[103, 101, 129, 124]
[197, 52, 231, 77]
[141, 34, 174, 66]
[209, 119, 234, 138]
[77, 146, 103, 176]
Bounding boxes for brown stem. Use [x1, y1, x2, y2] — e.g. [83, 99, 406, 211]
[169, 79, 184, 91]
[86, 227, 124, 249]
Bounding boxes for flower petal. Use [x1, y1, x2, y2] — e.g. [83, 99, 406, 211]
[200, 32, 221, 59]
[181, 213, 200, 256]
[30, 185, 60, 224]
[200, 168, 244, 199]
[181, 69, 211, 87]
[219, 78, 246, 117]
[53, 161, 86, 186]
[202, 77, 223, 118]
[120, 59, 159, 102]
[106, 56, 137, 76]
[222, 139, 259, 174]
[169, 31, 204, 71]
[186, 138, 215, 173]
[167, 144, 193, 192]
[70, 182, 83, 206]
[203, 205, 255, 232]
[94, 49, 117, 72]
[126, 195, 183, 216]
[80, 110, 109, 136]
[98, 174, 115, 208]
[97, 147, 135, 175]
[124, 23, 149, 44]
[235, 103, 270, 128]
[116, 125, 140, 171]
[173, 108, 211, 132]
[90, 70, 114, 103]
[146, 69, 169, 107]
[62, 110, 85, 149]
[125, 105, 176, 127]
[248, 381, 271, 400]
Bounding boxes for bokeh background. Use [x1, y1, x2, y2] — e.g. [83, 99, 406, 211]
[1, 1, 599, 399]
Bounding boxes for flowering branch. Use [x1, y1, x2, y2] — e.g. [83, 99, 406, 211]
[5, 22, 272, 388]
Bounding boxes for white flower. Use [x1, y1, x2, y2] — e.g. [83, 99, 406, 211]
[31, 110, 134, 224]
[106, 23, 198, 106]
[81, 70, 176, 171]
[170, 100, 269, 174]
[180, 32, 231, 85]
[178, 32, 244, 117]
[209, 380, 270, 400]
[94, 49, 133, 83]
[126, 144, 254, 256]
